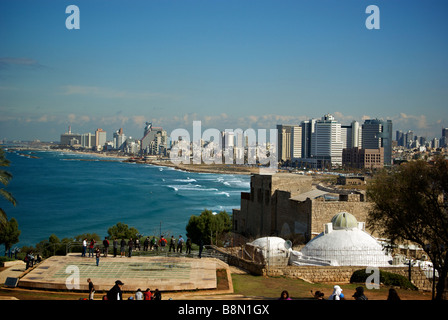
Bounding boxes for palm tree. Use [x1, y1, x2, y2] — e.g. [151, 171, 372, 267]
[0, 147, 16, 226]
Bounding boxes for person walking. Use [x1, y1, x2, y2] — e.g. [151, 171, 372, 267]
[95, 247, 101, 266]
[107, 280, 124, 300]
[113, 238, 118, 257]
[87, 278, 95, 300]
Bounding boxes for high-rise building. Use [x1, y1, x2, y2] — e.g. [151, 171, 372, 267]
[277, 124, 302, 162]
[95, 128, 107, 150]
[141, 122, 168, 155]
[311, 114, 343, 167]
[291, 125, 302, 159]
[277, 125, 292, 162]
[113, 128, 126, 151]
[396, 130, 404, 147]
[81, 133, 95, 149]
[341, 121, 362, 150]
[362, 119, 392, 165]
[300, 119, 316, 159]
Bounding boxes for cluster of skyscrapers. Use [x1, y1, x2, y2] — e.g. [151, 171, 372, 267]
[60, 123, 168, 156]
[396, 128, 448, 150]
[277, 114, 393, 169]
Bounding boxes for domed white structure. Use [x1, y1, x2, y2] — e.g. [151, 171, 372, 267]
[247, 237, 292, 266]
[290, 212, 392, 267]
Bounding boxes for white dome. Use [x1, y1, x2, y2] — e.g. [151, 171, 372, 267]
[301, 225, 392, 267]
[250, 237, 289, 251]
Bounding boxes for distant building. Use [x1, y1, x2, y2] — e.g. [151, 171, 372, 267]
[95, 128, 107, 151]
[141, 122, 167, 155]
[342, 147, 384, 170]
[60, 126, 82, 146]
[311, 114, 343, 167]
[362, 119, 392, 165]
[277, 124, 302, 162]
[113, 128, 126, 151]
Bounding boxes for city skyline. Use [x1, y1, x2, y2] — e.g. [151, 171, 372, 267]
[1, 0, 448, 141]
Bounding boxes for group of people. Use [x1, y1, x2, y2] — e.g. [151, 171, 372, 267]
[23, 250, 42, 269]
[82, 235, 197, 260]
[86, 279, 162, 301]
[278, 286, 401, 300]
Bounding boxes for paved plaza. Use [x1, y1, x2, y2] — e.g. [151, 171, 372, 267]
[16, 254, 232, 293]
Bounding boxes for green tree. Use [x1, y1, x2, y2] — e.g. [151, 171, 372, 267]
[366, 156, 448, 300]
[0, 217, 20, 256]
[0, 147, 17, 227]
[107, 222, 139, 240]
[186, 209, 232, 246]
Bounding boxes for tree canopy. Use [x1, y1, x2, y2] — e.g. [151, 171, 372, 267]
[0, 147, 17, 227]
[366, 156, 448, 300]
[0, 217, 20, 254]
[107, 222, 139, 240]
[186, 209, 232, 246]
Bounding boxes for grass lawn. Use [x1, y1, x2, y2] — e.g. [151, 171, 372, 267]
[231, 273, 433, 300]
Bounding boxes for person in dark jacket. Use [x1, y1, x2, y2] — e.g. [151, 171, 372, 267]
[352, 286, 368, 300]
[107, 280, 124, 300]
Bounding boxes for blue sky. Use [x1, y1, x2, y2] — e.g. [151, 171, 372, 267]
[1, 0, 447, 141]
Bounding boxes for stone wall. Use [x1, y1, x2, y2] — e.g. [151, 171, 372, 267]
[263, 266, 433, 291]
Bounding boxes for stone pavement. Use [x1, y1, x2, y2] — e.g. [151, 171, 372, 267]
[12, 254, 232, 294]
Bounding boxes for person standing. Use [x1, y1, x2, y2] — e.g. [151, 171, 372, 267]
[128, 238, 134, 257]
[87, 278, 95, 300]
[113, 238, 118, 257]
[159, 236, 167, 251]
[186, 237, 192, 254]
[89, 239, 96, 258]
[103, 237, 110, 257]
[120, 238, 126, 258]
[177, 235, 184, 253]
[135, 288, 143, 300]
[95, 247, 101, 266]
[82, 238, 87, 257]
[169, 236, 176, 252]
[198, 238, 204, 258]
[143, 288, 152, 300]
[153, 289, 162, 300]
[107, 280, 124, 300]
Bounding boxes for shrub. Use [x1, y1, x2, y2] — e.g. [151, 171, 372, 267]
[350, 269, 417, 290]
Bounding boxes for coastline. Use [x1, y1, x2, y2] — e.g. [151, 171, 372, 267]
[38, 147, 259, 175]
[5, 144, 268, 175]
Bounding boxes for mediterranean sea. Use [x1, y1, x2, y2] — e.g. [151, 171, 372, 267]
[4, 149, 250, 248]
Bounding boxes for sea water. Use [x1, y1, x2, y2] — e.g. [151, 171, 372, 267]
[3, 149, 250, 247]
